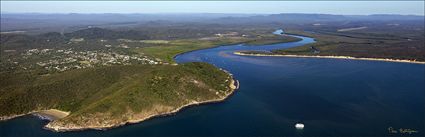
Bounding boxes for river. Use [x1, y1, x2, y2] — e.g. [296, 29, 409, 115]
[1, 33, 424, 137]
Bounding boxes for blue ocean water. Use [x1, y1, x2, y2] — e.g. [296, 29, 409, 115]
[1, 34, 424, 137]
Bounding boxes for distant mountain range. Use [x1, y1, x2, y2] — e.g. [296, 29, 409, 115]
[2, 13, 422, 22]
[1, 13, 423, 34]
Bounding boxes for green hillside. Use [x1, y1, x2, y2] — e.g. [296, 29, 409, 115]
[0, 62, 233, 127]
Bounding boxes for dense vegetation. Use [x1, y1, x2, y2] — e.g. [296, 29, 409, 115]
[0, 62, 233, 125]
[1, 13, 423, 129]
[270, 29, 425, 61]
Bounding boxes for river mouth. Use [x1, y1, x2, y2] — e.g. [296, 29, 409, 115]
[174, 34, 425, 136]
[1, 34, 424, 137]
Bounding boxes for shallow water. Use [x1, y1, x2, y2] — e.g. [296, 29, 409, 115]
[1, 35, 424, 137]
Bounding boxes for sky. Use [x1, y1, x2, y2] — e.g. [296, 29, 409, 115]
[1, 1, 424, 15]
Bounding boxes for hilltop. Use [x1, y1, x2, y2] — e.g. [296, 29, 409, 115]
[0, 63, 237, 131]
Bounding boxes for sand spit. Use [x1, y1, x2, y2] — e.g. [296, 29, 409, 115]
[234, 52, 425, 64]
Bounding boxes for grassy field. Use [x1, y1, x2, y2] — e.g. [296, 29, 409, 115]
[0, 62, 233, 127]
[140, 40, 169, 44]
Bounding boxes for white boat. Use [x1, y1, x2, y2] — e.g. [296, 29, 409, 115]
[295, 123, 304, 130]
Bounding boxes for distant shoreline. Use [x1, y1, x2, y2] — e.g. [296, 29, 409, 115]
[234, 52, 425, 64]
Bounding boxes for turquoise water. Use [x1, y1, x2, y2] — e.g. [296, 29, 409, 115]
[1, 34, 424, 137]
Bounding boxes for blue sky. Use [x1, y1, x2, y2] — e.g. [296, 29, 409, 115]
[1, 1, 424, 15]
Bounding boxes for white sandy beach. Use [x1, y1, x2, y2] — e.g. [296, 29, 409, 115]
[234, 52, 425, 64]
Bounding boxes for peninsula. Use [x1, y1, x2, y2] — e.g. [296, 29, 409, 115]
[234, 51, 425, 64]
[234, 27, 424, 64]
[0, 63, 239, 132]
[0, 27, 288, 132]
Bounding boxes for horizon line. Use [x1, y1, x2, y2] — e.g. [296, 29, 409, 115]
[1, 12, 424, 16]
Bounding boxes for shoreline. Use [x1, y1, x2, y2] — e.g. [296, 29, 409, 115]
[2, 57, 240, 132]
[45, 71, 239, 132]
[34, 109, 70, 121]
[1, 74, 239, 132]
[234, 52, 425, 64]
[0, 112, 36, 121]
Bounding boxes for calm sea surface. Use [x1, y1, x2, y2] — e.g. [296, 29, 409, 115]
[1, 34, 424, 137]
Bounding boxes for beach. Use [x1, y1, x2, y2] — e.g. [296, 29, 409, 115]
[234, 52, 425, 64]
